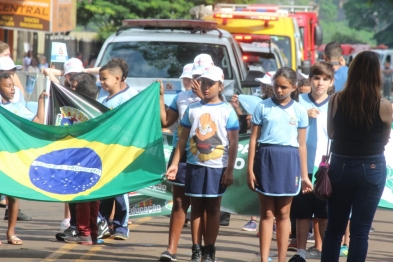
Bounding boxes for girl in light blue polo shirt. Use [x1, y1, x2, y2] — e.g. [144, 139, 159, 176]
[247, 67, 313, 262]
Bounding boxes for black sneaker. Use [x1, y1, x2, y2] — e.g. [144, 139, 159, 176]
[202, 244, 216, 262]
[190, 244, 202, 262]
[4, 209, 32, 221]
[55, 227, 79, 241]
[97, 220, 110, 239]
[159, 250, 177, 261]
[288, 254, 306, 262]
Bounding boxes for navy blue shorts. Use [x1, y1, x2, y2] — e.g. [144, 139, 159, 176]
[253, 144, 301, 196]
[167, 148, 187, 186]
[290, 173, 328, 219]
[185, 164, 227, 197]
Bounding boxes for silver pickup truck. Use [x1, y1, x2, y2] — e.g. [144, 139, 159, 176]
[95, 19, 263, 98]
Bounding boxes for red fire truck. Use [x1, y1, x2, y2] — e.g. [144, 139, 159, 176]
[279, 5, 323, 65]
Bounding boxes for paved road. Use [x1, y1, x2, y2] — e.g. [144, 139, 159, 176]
[0, 200, 392, 261]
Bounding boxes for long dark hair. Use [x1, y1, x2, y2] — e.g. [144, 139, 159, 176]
[272, 67, 299, 101]
[338, 51, 381, 130]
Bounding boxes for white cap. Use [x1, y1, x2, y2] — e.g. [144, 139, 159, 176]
[197, 66, 224, 83]
[179, 63, 193, 79]
[255, 71, 276, 85]
[191, 54, 214, 76]
[63, 58, 84, 76]
[0, 56, 22, 71]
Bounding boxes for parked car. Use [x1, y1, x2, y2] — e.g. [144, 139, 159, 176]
[95, 19, 264, 98]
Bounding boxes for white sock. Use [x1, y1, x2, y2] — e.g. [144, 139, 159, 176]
[62, 218, 70, 224]
[297, 249, 306, 259]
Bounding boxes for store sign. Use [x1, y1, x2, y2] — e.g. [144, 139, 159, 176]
[0, 0, 76, 33]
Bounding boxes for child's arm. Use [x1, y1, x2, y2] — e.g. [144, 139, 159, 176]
[166, 126, 190, 180]
[83, 67, 101, 75]
[43, 68, 61, 84]
[158, 80, 179, 127]
[11, 74, 25, 96]
[221, 130, 238, 186]
[32, 91, 49, 124]
[247, 124, 261, 191]
[298, 128, 312, 194]
[230, 94, 243, 116]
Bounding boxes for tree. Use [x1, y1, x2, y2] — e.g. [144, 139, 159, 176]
[344, 0, 393, 46]
[77, 0, 258, 40]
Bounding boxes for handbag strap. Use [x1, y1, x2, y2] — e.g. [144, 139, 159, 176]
[325, 93, 337, 163]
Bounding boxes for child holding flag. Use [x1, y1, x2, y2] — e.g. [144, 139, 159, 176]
[96, 61, 133, 239]
[64, 74, 101, 245]
[0, 72, 48, 244]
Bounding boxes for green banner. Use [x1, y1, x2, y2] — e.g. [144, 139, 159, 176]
[0, 83, 166, 202]
[131, 133, 260, 218]
[131, 128, 393, 217]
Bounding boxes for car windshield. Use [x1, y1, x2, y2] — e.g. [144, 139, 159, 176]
[97, 41, 233, 79]
[270, 36, 291, 67]
[243, 52, 278, 72]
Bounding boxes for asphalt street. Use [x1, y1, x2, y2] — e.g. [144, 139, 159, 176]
[0, 200, 392, 261]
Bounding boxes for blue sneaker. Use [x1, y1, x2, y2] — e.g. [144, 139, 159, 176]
[340, 245, 348, 257]
[242, 220, 257, 231]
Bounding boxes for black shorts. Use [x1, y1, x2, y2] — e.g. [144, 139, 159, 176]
[290, 173, 328, 219]
[167, 148, 187, 186]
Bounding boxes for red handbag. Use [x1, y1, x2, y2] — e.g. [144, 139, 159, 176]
[313, 140, 332, 200]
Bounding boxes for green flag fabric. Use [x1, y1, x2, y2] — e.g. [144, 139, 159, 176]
[131, 129, 393, 218]
[132, 133, 260, 218]
[0, 82, 166, 202]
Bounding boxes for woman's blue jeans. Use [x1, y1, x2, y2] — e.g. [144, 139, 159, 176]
[321, 153, 386, 262]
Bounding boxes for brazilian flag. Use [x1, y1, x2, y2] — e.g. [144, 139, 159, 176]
[47, 82, 110, 126]
[0, 82, 166, 202]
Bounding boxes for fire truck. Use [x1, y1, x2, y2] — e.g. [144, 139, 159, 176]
[203, 4, 303, 71]
[203, 4, 323, 73]
[279, 5, 323, 65]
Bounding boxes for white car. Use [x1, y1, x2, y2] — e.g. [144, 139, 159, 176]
[95, 19, 264, 99]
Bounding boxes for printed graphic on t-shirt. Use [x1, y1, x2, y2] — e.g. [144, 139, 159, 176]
[190, 113, 224, 162]
[55, 106, 90, 126]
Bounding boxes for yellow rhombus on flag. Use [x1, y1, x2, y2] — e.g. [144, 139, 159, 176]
[0, 83, 166, 202]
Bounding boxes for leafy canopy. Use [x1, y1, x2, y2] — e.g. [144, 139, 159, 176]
[77, 0, 257, 39]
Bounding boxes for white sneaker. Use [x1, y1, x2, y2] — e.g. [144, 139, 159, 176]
[60, 219, 70, 231]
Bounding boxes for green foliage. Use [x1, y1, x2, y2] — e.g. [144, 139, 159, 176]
[321, 21, 376, 45]
[344, 0, 393, 46]
[77, 0, 258, 40]
[315, 0, 337, 23]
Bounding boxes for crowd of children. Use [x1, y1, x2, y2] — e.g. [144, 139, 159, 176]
[0, 41, 388, 262]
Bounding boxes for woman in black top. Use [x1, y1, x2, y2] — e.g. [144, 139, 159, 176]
[321, 51, 392, 262]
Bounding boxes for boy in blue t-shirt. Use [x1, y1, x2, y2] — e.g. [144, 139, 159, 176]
[324, 42, 348, 92]
[0, 72, 47, 245]
[97, 58, 138, 101]
[97, 61, 132, 240]
[288, 61, 334, 262]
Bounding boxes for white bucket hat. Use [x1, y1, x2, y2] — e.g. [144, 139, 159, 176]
[0, 56, 22, 71]
[255, 71, 276, 85]
[63, 58, 84, 76]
